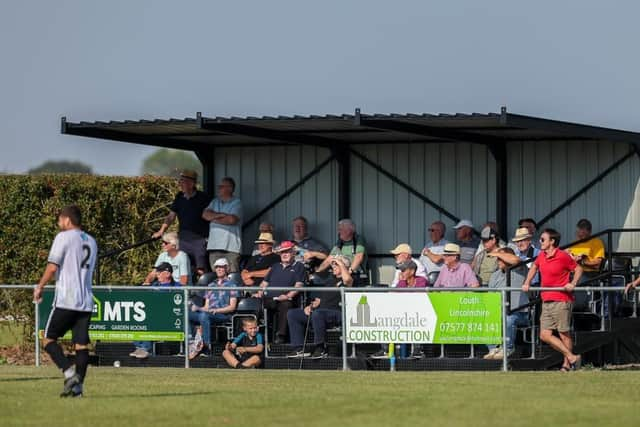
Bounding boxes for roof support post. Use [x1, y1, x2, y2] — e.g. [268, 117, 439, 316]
[195, 148, 215, 196]
[488, 142, 508, 239]
[333, 144, 351, 220]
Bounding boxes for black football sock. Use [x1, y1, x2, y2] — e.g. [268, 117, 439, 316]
[75, 349, 89, 382]
[44, 342, 72, 372]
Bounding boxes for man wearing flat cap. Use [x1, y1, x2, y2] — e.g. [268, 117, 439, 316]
[131, 262, 180, 359]
[152, 169, 210, 276]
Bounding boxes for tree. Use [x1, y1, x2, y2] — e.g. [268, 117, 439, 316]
[141, 148, 202, 179]
[28, 160, 93, 174]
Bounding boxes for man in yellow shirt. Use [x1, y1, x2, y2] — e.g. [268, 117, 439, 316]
[567, 218, 605, 275]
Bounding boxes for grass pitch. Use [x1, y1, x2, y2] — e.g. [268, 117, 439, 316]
[0, 366, 638, 427]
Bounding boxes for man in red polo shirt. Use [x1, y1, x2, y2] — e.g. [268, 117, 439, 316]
[522, 228, 583, 371]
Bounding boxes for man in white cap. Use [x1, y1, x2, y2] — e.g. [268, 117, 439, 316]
[389, 243, 427, 287]
[188, 257, 239, 359]
[241, 233, 280, 287]
[433, 243, 479, 288]
[453, 219, 480, 265]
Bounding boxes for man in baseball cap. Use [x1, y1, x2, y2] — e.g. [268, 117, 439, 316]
[453, 220, 479, 265]
[389, 243, 427, 287]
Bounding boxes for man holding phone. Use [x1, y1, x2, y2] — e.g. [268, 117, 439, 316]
[567, 218, 605, 277]
[253, 241, 304, 344]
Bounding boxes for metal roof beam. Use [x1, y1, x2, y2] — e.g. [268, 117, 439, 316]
[359, 118, 505, 145]
[504, 113, 640, 145]
[200, 119, 342, 148]
[63, 126, 205, 152]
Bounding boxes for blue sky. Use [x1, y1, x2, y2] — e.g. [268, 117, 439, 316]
[1, 1, 639, 175]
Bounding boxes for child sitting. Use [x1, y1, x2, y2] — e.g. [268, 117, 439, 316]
[222, 318, 264, 368]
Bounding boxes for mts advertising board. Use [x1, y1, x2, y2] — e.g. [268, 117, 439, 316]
[38, 289, 185, 341]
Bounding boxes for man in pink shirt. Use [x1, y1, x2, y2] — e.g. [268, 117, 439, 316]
[433, 243, 480, 288]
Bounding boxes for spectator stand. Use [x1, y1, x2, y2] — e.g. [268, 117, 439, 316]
[58, 108, 640, 370]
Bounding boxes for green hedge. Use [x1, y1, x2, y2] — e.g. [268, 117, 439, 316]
[0, 174, 179, 285]
[0, 174, 179, 340]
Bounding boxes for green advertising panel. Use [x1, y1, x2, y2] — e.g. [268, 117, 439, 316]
[345, 291, 502, 344]
[428, 292, 502, 344]
[38, 289, 185, 341]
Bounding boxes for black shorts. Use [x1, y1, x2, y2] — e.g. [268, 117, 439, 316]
[232, 351, 261, 364]
[44, 308, 91, 345]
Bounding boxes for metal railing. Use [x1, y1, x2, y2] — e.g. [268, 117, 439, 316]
[1, 284, 635, 372]
[505, 228, 640, 319]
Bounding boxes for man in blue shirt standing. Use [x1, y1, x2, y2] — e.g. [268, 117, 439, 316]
[203, 177, 243, 272]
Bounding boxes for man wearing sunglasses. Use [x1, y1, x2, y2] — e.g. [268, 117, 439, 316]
[142, 232, 191, 286]
[419, 221, 449, 274]
[203, 177, 243, 273]
[522, 228, 583, 371]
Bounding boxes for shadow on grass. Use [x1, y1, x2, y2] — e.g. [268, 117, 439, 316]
[95, 390, 218, 399]
[0, 376, 59, 382]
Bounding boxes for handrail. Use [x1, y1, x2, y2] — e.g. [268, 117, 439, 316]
[504, 227, 640, 320]
[95, 237, 159, 286]
[1, 284, 627, 292]
[506, 227, 640, 276]
[99, 237, 159, 259]
[7, 283, 635, 372]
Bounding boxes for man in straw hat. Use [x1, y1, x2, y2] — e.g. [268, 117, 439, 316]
[152, 169, 210, 275]
[491, 227, 540, 285]
[433, 243, 479, 288]
[241, 233, 280, 287]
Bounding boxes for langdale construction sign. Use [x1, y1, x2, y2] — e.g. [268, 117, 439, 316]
[38, 289, 185, 341]
[345, 292, 502, 344]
